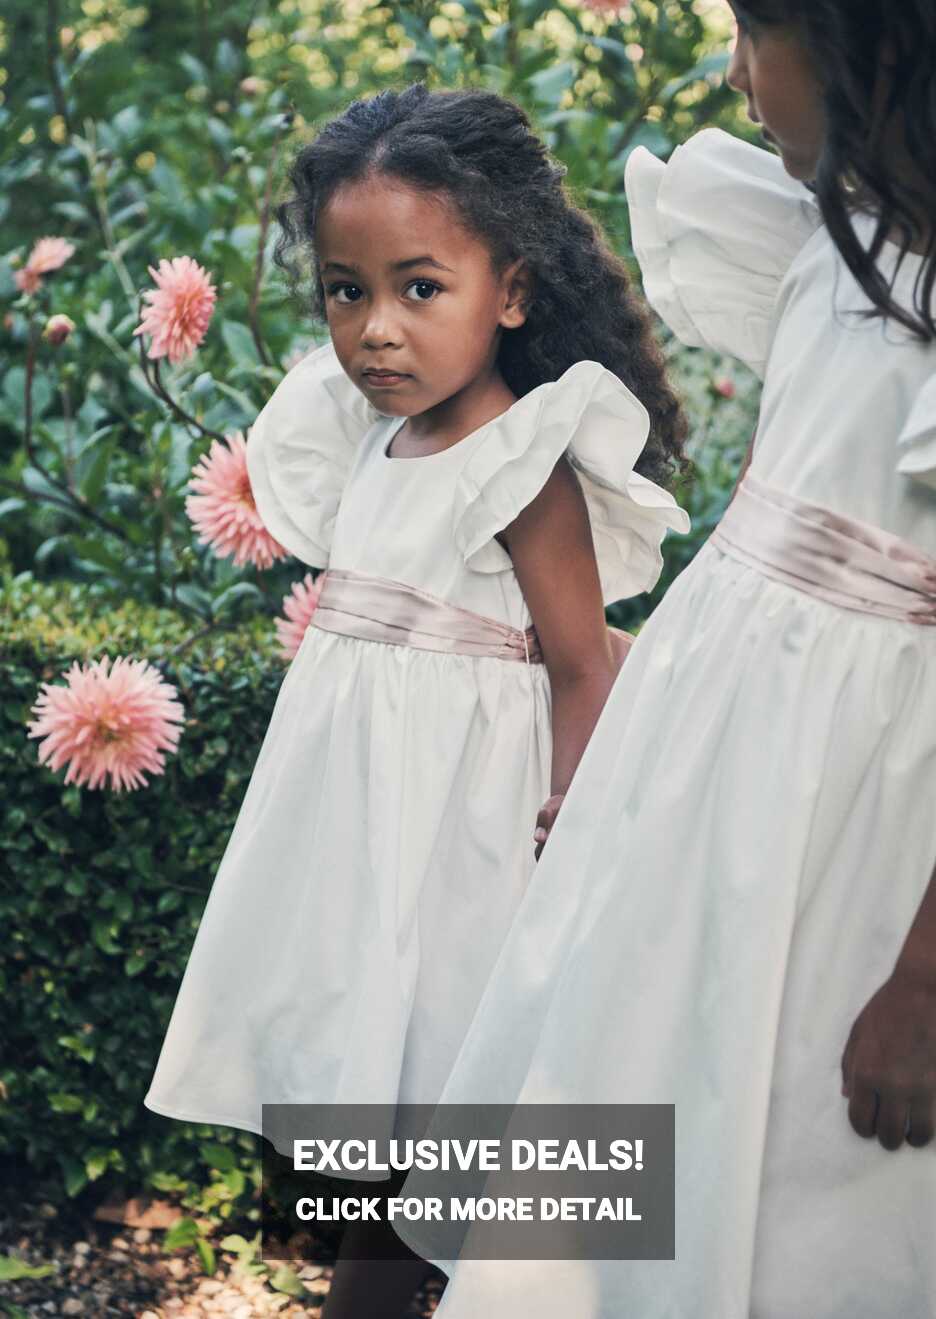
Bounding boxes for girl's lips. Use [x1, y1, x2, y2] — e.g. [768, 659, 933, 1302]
[363, 372, 410, 385]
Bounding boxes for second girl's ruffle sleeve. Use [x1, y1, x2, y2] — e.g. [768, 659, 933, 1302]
[453, 359, 691, 606]
[625, 127, 823, 378]
[245, 341, 381, 567]
[896, 372, 936, 491]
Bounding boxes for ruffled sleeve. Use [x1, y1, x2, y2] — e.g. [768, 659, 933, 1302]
[896, 373, 936, 491]
[453, 359, 691, 606]
[625, 127, 823, 378]
[245, 341, 380, 567]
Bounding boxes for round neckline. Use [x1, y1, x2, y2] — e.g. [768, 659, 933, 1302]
[380, 405, 516, 462]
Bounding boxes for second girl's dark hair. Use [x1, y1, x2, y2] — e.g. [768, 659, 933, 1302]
[735, 0, 936, 341]
[273, 83, 688, 486]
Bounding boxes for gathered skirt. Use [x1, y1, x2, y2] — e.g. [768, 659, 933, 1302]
[144, 625, 552, 1147]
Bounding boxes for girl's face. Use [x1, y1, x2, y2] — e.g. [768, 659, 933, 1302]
[725, 2, 826, 180]
[314, 176, 528, 418]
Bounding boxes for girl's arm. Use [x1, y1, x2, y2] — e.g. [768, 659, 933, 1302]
[840, 857, 936, 1149]
[496, 455, 620, 859]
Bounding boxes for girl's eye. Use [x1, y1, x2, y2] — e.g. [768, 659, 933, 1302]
[404, 280, 441, 303]
[326, 283, 363, 303]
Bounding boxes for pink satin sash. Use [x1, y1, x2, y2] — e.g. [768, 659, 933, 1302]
[711, 474, 936, 624]
[311, 568, 635, 667]
[312, 568, 545, 662]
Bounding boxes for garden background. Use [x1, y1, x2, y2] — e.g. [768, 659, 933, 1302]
[1, 0, 760, 1311]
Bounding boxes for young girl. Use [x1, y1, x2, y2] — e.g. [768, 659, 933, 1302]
[395, 4, 936, 1317]
[143, 83, 689, 1315]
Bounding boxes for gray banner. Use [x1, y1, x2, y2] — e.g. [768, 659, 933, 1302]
[261, 1103, 674, 1263]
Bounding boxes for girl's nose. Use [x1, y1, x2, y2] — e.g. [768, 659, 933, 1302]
[360, 296, 402, 350]
[725, 35, 749, 95]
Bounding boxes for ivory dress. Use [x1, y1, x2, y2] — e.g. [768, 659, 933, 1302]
[142, 343, 689, 1143]
[399, 129, 936, 1318]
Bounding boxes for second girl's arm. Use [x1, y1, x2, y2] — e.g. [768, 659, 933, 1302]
[496, 454, 619, 825]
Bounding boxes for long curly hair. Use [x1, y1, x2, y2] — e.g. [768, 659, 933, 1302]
[273, 83, 688, 487]
[734, 0, 936, 341]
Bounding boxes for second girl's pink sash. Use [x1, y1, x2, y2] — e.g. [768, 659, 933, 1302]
[310, 568, 634, 667]
[712, 474, 936, 624]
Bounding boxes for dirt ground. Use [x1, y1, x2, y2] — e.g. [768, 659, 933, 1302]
[0, 1192, 446, 1318]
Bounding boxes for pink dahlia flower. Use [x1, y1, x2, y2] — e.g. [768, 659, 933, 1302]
[27, 655, 185, 793]
[14, 236, 76, 294]
[185, 430, 289, 569]
[275, 572, 325, 661]
[133, 255, 217, 364]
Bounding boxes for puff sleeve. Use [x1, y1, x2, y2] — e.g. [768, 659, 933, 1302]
[245, 341, 381, 567]
[895, 373, 936, 491]
[625, 127, 823, 378]
[453, 359, 691, 606]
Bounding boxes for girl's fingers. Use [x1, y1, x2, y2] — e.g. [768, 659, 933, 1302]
[840, 1034, 855, 1097]
[847, 1082, 880, 1139]
[875, 1093, 910, 1151]
[906, 1096, 936, 1148]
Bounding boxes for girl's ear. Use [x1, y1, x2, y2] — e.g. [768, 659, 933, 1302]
[499, 258, 533, 330]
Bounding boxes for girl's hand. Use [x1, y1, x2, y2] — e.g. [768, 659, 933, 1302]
[533, 793, 566, 861]
[840, 965, 936, 1149]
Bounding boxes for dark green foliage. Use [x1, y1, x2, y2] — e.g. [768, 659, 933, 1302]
[0, 573, 287, 1214]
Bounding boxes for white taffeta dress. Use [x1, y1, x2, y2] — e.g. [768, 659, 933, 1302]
[397, 129, 936, 1317]
[142, 344, 689, 1144]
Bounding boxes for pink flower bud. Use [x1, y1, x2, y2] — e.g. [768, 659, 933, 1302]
[43, 313, 76, 346]
[712, 376, 736, 400]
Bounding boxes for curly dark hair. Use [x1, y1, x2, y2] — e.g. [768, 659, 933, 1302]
[734, 0, 936, 342]
[272, 83, 688, 487]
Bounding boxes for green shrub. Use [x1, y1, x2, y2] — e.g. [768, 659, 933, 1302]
[0, 571, 288, 1217]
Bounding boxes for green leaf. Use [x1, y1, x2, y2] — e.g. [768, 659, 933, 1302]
[69, 537, 130, 577]
[269, 1264, 307, 1297]
[196, 1238, 216, 1275]
[61, 1155, 88, 1197]
[211, 582, 264, 619]
[50, 1092, 84, 1113]
[223, 1167, 246, 1196]
[214, 37, 241, 76]
[0, 1255, 54, 1281]
[113, 891, 134, 922]
[219, 1234, 250, 1253]
[661, 52, 729, 101]
[57, 1034, 95, 1063]
[91, 919, 120, 956]
[200, 1141, 236, 1172]
[163, 1216, 201, 1252]
[80, 434, 118, 506]
[221, 321, 260, 368]
[85, 1149, 110, 1180]
[34, 536, 71, 569]
[527, 59, 577, 106]
[150, 1171, 188, 1193]
[178, 52, 208, 82]
[211, 379, 258, 419]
